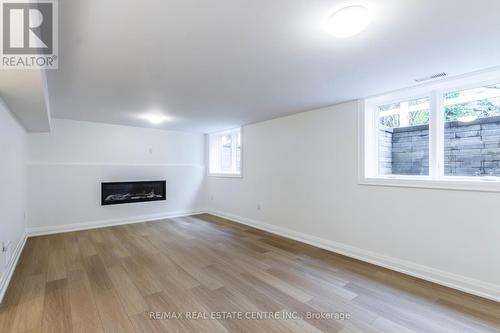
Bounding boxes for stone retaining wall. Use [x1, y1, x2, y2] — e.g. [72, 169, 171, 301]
[379, 116, 500, 176]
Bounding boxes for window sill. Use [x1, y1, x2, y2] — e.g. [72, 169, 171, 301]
[359, 176, 500, 193]
[208, 173, 243, 179]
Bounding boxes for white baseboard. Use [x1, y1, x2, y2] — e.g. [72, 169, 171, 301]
[204, 209, 500, 303]
[10, 209, 500, 304]
[27, 209, 204, 237]
[0, 231, 28, 304]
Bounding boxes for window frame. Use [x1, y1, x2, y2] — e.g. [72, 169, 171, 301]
[359, 68, 500, 192]
[207, 127, 243, 178]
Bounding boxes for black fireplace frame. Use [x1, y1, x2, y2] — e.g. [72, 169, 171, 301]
[101, 180, 166, 206]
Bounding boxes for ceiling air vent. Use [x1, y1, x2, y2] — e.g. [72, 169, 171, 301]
[414, 72, 447, 83]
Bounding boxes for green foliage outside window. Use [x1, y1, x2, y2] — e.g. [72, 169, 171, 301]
[381, 98, 500, 128]
[444, 99, 500, 122]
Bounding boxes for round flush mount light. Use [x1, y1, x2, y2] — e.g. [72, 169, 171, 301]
[325, 5, 373, 38]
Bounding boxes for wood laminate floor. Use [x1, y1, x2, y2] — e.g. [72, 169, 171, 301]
[0, 214, 499, 332]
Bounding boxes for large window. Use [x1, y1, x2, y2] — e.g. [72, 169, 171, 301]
[361, 70, 500, 191]
[208, 128, 242, 176]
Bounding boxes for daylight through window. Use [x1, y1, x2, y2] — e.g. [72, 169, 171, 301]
[209, 128, 242, 176]
[362, 71, 500, 190]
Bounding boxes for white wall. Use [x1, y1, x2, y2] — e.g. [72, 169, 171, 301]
[0, 99, 27, 296]
[27, 119, 206, 233]
[206, 101, 500, 301]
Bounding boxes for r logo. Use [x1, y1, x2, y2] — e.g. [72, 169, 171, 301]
[2, 1, 53, 54]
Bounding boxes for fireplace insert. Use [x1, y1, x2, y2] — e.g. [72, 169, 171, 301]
[101, 180, 166, 205]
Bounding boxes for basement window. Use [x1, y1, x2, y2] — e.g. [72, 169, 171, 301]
[360, 69, 500, 192]
[208, 128, 242, 177]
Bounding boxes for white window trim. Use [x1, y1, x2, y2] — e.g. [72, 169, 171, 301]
[207, 127, 243, 178]
[359, 66, 500, 193]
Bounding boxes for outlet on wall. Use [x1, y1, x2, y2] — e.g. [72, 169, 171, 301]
[210, 195, 214, 201]
[257, 203, 262, 211]
[1, 241, 11, 268]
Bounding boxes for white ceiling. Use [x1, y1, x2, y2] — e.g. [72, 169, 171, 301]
[0, 70, 51, 132]
[44, 0, 500, 133]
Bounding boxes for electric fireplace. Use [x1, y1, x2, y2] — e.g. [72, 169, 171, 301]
[101, 180, 166, 205]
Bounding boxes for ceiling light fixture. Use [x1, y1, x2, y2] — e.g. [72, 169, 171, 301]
[140, 113, 169, 124]
[325, 5, 373, 38]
